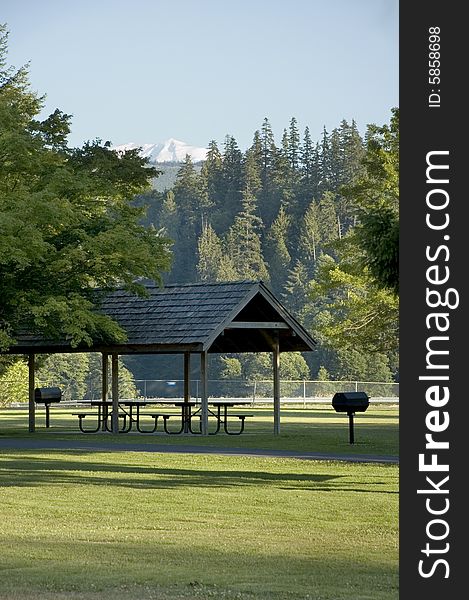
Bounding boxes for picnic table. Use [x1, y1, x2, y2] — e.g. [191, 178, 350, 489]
[196, 400, 253, 435]
[74, 400, 152, 433]
[73, 399, 253, 435]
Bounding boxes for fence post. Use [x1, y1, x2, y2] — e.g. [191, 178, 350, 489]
[303, 380, 306, 408]
[252, 381, 256, 407]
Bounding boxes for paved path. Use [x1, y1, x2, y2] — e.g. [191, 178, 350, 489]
[0, 436, 398, 464]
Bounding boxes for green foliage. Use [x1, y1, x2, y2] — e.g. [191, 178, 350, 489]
[0, 359, 28, 406]
[218, 356, 242, 379]
[307, 250, 399, 355]
[264, 206, 291, 293]
[83, 353, 138, 400]
[344, 108, 399, 293]
[37, 353, 89, 401]
[196, 222, 237, 282]
[216, 352, 310, 382]
[226, 188, 270, 282]
[0, 26, 172, 350]
[35, 352, 138, 401]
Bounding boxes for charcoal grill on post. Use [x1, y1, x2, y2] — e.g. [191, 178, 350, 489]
[332, 391, 370, 444]
[34, 387, 62, 428]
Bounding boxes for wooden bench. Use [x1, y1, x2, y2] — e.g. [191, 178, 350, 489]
[156, 413, 188, 435]
[194, 412, 254, 435]
[135, 413, 167, 433]
[72, 411, 128, 433]
[72, 412, 102, 433]
[224, 413, 253, 435]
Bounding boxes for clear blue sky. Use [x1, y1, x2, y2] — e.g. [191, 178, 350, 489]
[2, 0, 398, 150]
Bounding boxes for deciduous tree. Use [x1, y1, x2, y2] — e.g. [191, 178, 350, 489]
[0, 26, 172, 350]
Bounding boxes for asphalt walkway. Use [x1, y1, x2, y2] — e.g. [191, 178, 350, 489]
[0, 436, 398, 464]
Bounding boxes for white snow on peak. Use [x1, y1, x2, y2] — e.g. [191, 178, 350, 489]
[112, 138, 207, 163]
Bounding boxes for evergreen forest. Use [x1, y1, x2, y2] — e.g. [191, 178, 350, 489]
[130, 114, 399, 385]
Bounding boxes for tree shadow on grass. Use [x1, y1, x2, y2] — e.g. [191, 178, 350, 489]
[0, 453, 339, 488]
[0, 452, 396, 494]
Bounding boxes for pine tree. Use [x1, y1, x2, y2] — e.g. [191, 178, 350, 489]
[318, 126, 331, 193]
[226, 187, 269, 282]
[275, 129, 295, 210]
[171, 155, 205, 281]
[318, 191, 341, 246]
[159, 190, 178, 252]
[243, 146, 262, 197]
[282, 259, 309, 315]
[200, 139, 223, 214]
[335, 119, 366, 234]
[288, 116, 301, 171]
[258, 117, 281, 225]
[300, 126, 314, 186]
[173, 154, 203, 226]
[300, 192, 339, 271]
[264, 206, 291, 294]
[297, 127, 321, 217]
[260, 117, 277, 182]
[300, 200, 321, 267]
[197, 222, 237, 282]
[217, 135, 244, 231]
[328, 127, 342, 191]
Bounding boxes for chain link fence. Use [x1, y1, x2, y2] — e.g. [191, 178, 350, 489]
[3, 378, 399, 407]
[133, 379, 399, 405]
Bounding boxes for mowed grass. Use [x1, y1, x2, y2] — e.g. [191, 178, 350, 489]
[0, 449, 398, 600]
[0, 404, 399, 456]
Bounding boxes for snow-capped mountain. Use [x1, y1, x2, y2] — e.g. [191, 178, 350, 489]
[112, 138, 207, 163]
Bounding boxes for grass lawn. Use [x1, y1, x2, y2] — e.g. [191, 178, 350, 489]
[0, 449, 398, 600]
[0, 406, 398, 599]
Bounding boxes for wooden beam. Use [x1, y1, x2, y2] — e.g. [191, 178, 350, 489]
[225, 322, 289, 329]
[111, 353, 119, 434]
[200, 351, 208, 435]
[273, 336, 280, 435]
[28, 354, 35, 433]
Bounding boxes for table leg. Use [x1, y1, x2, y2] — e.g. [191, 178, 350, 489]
[208, 405, 222, 435]
[163, 406, 185, 434]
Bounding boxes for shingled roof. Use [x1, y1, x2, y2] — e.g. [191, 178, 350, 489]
[6, 281, 317, 354]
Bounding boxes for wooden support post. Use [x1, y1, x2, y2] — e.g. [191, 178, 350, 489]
[184, 352, 191, 403]
[101, 353, 109, 431]
[200, 351, 208, 436]
[111, 353, 119, 434]
[273, 336, 280, 435]
[183, 352, 191, 433]
[102, 353, 109, 401]
[28, 354, 35, 433]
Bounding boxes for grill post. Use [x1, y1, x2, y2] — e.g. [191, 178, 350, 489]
[331, 392, 369, 444]
[34, 387, 62, 428]
[348, 412, 355, 444]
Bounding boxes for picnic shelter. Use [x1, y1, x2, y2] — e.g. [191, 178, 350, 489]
[4, 280, 317, 435]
